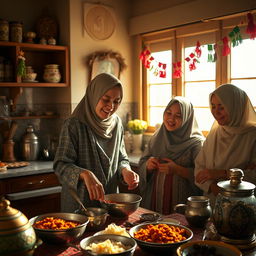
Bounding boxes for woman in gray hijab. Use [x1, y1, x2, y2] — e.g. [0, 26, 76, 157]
[138, 96, 204, 214]
[54, 73, 139, 212]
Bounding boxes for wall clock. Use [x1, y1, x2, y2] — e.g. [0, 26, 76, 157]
[36, 16, 58, 40]
[83, 3, 116, 40]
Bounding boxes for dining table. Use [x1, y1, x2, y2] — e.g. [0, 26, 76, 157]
[33, 207, 256, 256]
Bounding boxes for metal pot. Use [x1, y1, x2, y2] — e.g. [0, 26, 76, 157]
[174, 196, 212, 228]
[21, 125, 39, 161]
[213, 168, 256, 249]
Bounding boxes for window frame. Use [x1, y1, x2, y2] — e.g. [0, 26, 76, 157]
[140, 11, 256, 134]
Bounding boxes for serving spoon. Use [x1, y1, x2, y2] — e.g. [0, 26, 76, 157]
[68, 187, 95, 216]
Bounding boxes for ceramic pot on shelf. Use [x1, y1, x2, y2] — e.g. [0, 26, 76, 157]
[43, 64, 61, 83]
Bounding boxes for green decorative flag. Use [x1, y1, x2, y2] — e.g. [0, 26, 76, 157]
[229, 26, 243, 47]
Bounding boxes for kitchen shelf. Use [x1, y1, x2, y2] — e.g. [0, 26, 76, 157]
[0, 115, 59, 121]
[0, 41, 70, 87]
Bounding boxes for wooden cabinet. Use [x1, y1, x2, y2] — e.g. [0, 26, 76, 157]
[0, 41, 69, 88]
[0, 172, 61, 218]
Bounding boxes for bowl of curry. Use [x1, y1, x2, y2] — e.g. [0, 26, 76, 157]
[29, 212, 89, 244]
[129, 222, 193, 254]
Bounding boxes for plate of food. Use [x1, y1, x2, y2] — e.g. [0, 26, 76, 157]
[94, 223, 129, 237]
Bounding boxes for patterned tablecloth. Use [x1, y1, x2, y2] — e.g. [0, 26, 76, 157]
[33, 207, 255, 256]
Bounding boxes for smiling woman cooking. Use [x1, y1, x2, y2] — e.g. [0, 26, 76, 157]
[53, 73, 139, 212]
[195, 83, 256, 206]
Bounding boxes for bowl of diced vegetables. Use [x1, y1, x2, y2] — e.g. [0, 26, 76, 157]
[29, 212, 89, 244]
[129, 222, 193, 255]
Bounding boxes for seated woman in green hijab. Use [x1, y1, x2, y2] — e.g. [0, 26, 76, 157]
[137, 97, 205, 214]
[54, 73, 139, 212]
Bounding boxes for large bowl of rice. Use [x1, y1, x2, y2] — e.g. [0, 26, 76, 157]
[80, 234, 137, 256]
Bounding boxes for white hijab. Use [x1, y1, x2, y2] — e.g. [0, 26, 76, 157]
[71, 73, 123, 139]
[195, 84, 256, 192]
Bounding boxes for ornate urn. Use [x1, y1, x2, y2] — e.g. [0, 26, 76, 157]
[213, 168, 256, 249]
[0, 197, 37, 256]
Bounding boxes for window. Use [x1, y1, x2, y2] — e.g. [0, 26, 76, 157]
[141, 12, 256, 134]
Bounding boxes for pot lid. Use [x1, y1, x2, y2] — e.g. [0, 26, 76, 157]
[217, 168, 255, 193]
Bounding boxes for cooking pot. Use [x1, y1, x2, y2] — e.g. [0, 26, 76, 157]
[213, 168, 256, 249]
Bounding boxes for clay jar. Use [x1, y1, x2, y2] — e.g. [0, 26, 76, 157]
[43, 64, 61, 83]
[0, 198, 37, 256]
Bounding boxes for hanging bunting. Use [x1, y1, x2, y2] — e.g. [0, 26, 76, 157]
[139, 12, 255, 79]
[229, 26, 242, 47]
[246, 12, 256, 39]
[222, 36, 231, 56]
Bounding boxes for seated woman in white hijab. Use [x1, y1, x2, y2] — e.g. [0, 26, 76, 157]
[195, 84, 256, 205]
[54, 73, 139, 212]
[138, 97, 205, 214]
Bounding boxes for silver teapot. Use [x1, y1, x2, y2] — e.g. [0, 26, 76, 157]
[174, 196, 212, 228]
[213, 168, 256, 248]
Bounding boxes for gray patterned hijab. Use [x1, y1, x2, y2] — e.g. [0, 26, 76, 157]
[148, 96, 204, 159]
[71, 73, 123, 139]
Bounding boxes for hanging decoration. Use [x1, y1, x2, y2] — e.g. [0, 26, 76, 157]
[229, 26, 242, 47]
[222, 36, 231, 56]
[207, 44, 217, 62]
[246, 12, 256, 39]
[173, 61, 182, 78]
[17, 50, 26, 77]
[139, 12, 256, 79]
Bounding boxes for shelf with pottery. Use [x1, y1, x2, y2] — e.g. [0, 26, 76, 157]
[0, 41, 70, 87]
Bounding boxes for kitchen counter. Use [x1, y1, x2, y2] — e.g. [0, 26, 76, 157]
[0, 161, 54, 179]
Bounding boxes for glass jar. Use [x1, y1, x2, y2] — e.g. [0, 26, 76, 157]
[43, 64, 61, 83]
[9, 21, 23, 43]
[0, 19, 9, 41]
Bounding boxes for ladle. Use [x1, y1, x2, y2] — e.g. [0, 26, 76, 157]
[68, 187, 95, 216]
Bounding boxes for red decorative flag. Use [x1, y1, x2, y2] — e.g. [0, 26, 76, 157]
[195, 41, 202, 58]
[246, 13, 256, 39]
[173, 61, 182, 79]
[158, 62, 166, 78]
[222, 36, 231, 56]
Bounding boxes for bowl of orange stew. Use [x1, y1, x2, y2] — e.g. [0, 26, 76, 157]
[29, 212, 89, 244]
[129, 222, 193, 254]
